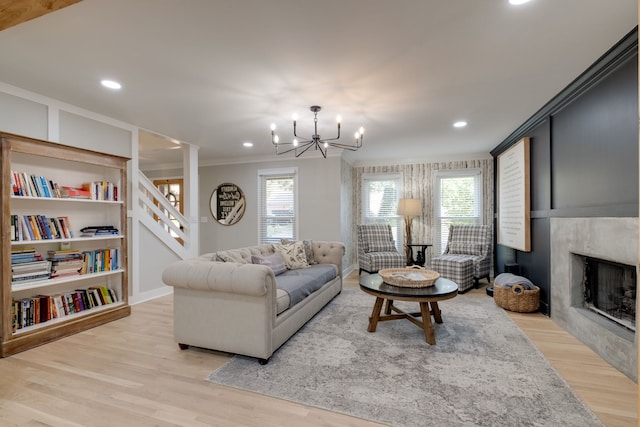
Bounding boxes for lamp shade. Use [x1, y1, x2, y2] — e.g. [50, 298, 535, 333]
[397, 198, 421, 217]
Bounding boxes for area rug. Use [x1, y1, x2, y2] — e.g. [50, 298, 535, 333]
[207, 288, 603, 427]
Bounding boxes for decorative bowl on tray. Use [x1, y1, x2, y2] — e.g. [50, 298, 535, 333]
[378, 266, 440, 288]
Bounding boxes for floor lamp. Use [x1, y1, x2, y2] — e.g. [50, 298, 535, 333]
[397, 198, 422, 265]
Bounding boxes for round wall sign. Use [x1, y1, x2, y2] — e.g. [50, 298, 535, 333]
[209, 183, 246, 225]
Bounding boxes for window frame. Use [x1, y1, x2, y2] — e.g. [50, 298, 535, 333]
[433, 169, 483, 255]
[257, 167, 298, 244]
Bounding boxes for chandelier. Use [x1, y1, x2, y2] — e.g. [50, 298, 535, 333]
[270, 105, 364, 158]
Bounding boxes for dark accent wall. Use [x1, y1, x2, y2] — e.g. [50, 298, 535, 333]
[491, 27, 638, 315]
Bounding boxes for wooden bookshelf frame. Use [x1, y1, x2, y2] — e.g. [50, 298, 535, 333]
[0, 132, 131, 357]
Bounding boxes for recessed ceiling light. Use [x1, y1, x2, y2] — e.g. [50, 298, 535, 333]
[243, 142, 253, 148]
[101, 79, 122, 90]
[453, 121, 467, 128]
[509, 0, 532, 5]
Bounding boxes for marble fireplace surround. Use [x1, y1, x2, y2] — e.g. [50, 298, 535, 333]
[550, 217, 638, 381]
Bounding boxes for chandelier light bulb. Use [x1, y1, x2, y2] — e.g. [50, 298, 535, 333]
[336, 115, 342, 123]
[355, 131, 360, 139]
[292, 113, 298, 121]
[324, 142, 328, 148]
[293, 139, 299, 147]
[359, 127, 364, 135]
[270, 123, 276, 131]
[274, 135, 279, 143]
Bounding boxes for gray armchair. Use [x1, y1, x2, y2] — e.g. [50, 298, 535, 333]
[431, 224, 492, 292]
[357, 224, 406, 275]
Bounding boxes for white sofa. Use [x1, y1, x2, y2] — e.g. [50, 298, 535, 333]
[161, 241, 344, 363]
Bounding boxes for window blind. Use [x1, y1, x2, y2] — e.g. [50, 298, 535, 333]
[361, 173, 403, 249]
[258, 168, 297, 244]
[434, 169, 482, 255]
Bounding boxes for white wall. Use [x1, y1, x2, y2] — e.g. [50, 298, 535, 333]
[132, 224, 180, 302]
[198, 156, 344, 254]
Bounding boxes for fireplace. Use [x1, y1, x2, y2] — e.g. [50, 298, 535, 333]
[550, 217, 638, 381]
[581, 256, 636, 332]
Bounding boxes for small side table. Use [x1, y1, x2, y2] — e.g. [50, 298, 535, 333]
[406, 244, 432, 267]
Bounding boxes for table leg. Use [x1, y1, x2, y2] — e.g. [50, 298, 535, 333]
[419, 302, 436, 345]
[384, 299, 393, 314]
[430, 301, 442, 324]
[368, 297, 385, 332]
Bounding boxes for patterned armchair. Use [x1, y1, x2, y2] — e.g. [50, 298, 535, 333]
[357, 224, 406, 275]
[431, 224, 492, 292]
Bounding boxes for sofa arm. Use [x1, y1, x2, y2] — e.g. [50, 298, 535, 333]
[162, 260, 276, 296]
[312, 241, 345, 272]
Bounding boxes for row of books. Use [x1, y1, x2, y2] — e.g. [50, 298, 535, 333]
[82, 181, 119, 201]
[81, 248, 120, 274]
[11, 248, 121, 284]
[11, 170, 119, 201]
[11, 286, 119, 331]
[11, 170, 61, 198]
[10, 214, 74, 241]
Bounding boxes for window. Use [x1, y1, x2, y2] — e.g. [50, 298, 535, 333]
[258, 168, 297, 244]
[153, 178, 183, 243]
[361, 174, 403, 250]
[434, 169, 482, 255]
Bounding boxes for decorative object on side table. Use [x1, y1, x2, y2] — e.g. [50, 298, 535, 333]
[396, 198, 422, 265]
[406, 243, 432, 267]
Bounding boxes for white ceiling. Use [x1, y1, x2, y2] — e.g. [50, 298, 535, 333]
[0, 0, 637, 168]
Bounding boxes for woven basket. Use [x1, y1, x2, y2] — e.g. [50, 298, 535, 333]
[493, 283, 540, 313]
[378, 266, 440, 288]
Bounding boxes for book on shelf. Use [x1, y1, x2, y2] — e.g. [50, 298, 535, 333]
[11, 248, 43, 263]
[80, 225, 119, 237]
[59, 186, 91, 199]
[11, 260, 50, 273]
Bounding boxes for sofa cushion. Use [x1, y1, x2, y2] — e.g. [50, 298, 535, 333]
[281, 238, 317, 265]
[251, 252, 287, 276]
[276, 264, 337, 308]
[275, 242, 309, 269]
[276, 288, 291, 315]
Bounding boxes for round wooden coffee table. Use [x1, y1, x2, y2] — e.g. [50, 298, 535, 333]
[359, 273, 459, 345]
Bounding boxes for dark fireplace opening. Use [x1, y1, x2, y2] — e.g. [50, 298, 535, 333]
[583, 256, 636, 332]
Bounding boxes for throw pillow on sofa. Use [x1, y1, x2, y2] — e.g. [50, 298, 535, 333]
[216, 248, 252, 263]
[274, 241, 309, 269]
[280, 238, 317, 265]
[251, 252, 287, 275]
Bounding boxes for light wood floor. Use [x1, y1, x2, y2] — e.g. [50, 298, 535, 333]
[0, 273, 636, 427]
